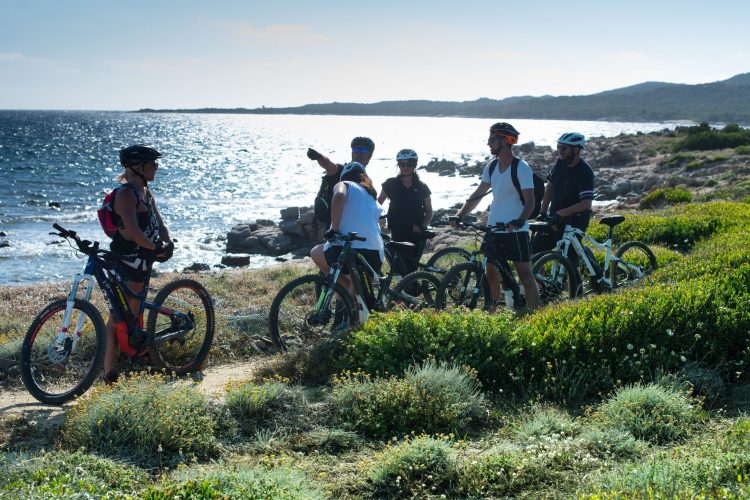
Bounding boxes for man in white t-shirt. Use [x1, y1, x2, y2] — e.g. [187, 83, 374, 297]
[451, 122, 540, 310]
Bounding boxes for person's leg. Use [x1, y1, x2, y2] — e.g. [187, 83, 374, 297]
[485, 262, 501, 302]
[515, 261, 540, 310]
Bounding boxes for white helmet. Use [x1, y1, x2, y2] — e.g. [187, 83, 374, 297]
[396, 148, 418, 162]
[557, 132, 586, 148]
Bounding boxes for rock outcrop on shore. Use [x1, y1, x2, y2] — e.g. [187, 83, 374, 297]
[221, 130, 749, 265]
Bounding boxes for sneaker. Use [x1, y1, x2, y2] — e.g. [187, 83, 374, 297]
[331, 319, 351, 336]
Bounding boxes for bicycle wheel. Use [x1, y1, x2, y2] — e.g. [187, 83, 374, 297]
[532, 251, 579, 304]
[390, 271, 441, 311]
[435, 262, 492, 311]
[269, 274, 356, 352]
[20, 298, 105, 405]
[425, 246, 472, 275]
[610, 241, 658, 289]
[146, 279, 215, 375]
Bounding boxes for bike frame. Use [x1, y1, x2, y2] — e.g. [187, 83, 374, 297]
[555, 225, 615, 284]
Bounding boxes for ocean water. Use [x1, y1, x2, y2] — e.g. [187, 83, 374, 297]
[0, 111, 685, 285]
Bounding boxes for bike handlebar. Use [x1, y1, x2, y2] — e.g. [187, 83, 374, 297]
[448, 216, 508, 233]
[51, 223, 101, 255]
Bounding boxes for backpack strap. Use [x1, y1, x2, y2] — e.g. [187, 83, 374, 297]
[509, 156, 524, 204]
[488, 158, 499, 178]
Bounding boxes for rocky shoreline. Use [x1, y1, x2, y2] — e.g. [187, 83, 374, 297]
[218, 129, 744, 268]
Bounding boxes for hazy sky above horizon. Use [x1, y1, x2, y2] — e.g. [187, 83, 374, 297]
[2, 0, 749, 110]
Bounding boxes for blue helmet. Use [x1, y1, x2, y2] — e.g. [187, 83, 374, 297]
[557, 132, 586, 148]
[340, 162, 366, 181]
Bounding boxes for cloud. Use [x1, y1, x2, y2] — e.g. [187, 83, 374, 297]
[232, 23, 327, 43]
[0, 51, 27, 61]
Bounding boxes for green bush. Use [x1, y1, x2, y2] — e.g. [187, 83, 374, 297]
[368, 435, 457, 498]
[0, 450, 147, 498]
[581, 420, 750, 497]
[578, 427, 646, 459]
[639, 188, 692, 209]
[330, 361, 487, 438]
[339, 214, 750, 402]
[225, 380, 307, 435]
[146, 466, 325, 499]
[591, 383, 703, 444]
[61, 373, 220, 466]
[736, 145, 750, 155]
[515, 406, 582, 442]
[674, 123, 750, 151]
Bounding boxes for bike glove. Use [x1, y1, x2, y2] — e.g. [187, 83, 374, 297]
[138, 243, 164, 261]
[307, 148, 323, 161]
[509, 219, 526, 228]
[155, 241, 174, 263]
[323, 229, 340, 241]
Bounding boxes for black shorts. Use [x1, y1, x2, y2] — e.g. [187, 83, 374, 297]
[114, 256, 152, 283]
[481, 231, 531, 263]
[324, 246, 382, 275]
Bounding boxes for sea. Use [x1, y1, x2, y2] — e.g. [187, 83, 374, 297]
[0, 111, 688, 285]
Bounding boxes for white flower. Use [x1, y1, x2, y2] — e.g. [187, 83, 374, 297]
[695, 334, 701, 340]
[667, 329, 674, 337]
[680, 356, 687, 362]
[627, 344, 634, 350]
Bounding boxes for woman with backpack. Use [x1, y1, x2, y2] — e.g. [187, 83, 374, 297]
[102, 144, 173, 383]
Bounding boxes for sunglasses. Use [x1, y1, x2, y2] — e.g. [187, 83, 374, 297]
[352, 147, 370, 153]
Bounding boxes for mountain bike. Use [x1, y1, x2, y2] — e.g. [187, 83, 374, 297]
[531, 215, 658, 296]
[435, 218, 577, 311]
[19, 224, 214, 405]
[268, 232, 440, 351]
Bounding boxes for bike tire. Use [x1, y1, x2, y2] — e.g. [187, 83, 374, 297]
[532, 251, 580, 304]
[268, 274, 356, 352]
[610, 241, 658, 289]
[146, 279, 215, 376]
[425, 246, 472, 275]
[435, 262, 492, 311]
[390, 271, 442, 311]
[20, 298, 105, 405]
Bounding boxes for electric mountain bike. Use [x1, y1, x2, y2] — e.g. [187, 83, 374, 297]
[435, 218, 578, 311]
[268, 232, 440, 351]
[531, 215, 658, 296]
[19, 224, 214, 404]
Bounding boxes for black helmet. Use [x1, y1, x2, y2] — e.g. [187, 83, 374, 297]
[489, 122, 520, 144]
[119, 144, 162, 167]
[351, 136, 375, 152]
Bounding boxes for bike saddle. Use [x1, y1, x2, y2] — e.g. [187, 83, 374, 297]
[599, 215, 625, 228]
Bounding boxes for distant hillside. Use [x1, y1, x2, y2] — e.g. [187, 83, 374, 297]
[139, 73, 750, 124]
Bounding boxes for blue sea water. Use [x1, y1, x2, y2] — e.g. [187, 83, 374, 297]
[0, 111, 686, 285]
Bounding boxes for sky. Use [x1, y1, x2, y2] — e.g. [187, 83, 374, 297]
[1, 0, 749, 110]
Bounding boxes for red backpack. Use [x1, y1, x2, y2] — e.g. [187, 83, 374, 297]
[97, 184, 140, 238]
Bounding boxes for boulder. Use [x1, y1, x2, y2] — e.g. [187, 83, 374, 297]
[222, 254, 251, 267]
[183, 262, 210, 272]
[280, 207, 299, 221]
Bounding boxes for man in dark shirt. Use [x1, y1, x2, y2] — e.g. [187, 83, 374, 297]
[307, 137, 375, 239]
[532, 132, 595, 256]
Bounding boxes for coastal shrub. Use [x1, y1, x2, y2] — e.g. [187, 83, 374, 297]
[639, 188, 692, 209]
[368, 435, 457, 498]
[145, 466, 325, 500]
[514, 406, 582, 442]
[285, 428, 363, 454]
[581, 420, 750, 497]
[660, 152, 695, 167]
[591, 383, 703, 444]
[225, 380, 308, 435]
[736, 145, 750, 155]
[61, 373, 220, 465]
[578, 427, 646, 459]
[330, 361, 487, 438]
[0, 450, 148, 498]
[675, 362, 726, 406]
[674, 123, 750, 151]
[340, 222, 750, 401]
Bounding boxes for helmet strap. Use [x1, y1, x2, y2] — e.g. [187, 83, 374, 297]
[127, 165, 149, 188]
